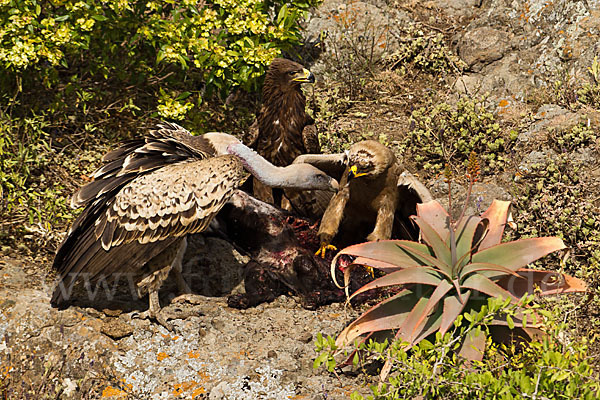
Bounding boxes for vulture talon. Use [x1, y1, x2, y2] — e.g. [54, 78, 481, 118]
[315, 243, 337, 258]
[132, 309, 174, 332]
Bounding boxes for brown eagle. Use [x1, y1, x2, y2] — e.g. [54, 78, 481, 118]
[51, 122, 338, 329]
[244, 58, 321, 214]
[293, 140, 432, 257]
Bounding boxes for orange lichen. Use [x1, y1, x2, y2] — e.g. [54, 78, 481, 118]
[157, 352, 169, 361]
[172, 380, 198, 395]
[499, 99, 509, 107]
[188, 351, 200, 359]
[101, 386, 128, 399]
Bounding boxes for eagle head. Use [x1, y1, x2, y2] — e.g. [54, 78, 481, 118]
[346, 140, 396, 181]
[264, 58, 315, 97]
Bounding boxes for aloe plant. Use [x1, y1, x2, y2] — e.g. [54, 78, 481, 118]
[331, 200, 587, 360]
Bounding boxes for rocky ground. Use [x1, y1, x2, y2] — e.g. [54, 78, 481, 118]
[2, 0, 600, 398]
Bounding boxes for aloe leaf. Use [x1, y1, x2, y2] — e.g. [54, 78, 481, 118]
[398, 295, 434, 344]
[439, 290, 471, 335]
[417, 200, 451, 241]
[409, 308, 443, 347]
[472, 237, 566, 273]
[479, 200, 511, 250]
[454, 215, 484, 266]
[412, 216, 452, 267]
[348, 266, 443, 301]
[495, 269, 587, 297]
[336, 240, 433, 267]
[458, 328, 486, 361]
[459, 262, 521, 281]
[395, 242, 453, 279]
[462, 273, 519, 303]
[351, 257, 406, 274]
[411, 279, 453, 338]
[336, 289, 426, 347]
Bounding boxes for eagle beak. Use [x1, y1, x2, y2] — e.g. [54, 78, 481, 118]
[348, 165, 368, 181]
[292, 68, 315, 83]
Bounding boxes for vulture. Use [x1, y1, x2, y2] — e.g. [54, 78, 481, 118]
[244, 58, 326, 217]
[293, 140, 432, 257]
[51, 122, 338, 329]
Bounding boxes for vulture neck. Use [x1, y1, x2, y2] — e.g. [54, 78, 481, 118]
[227, 142, 302, 188]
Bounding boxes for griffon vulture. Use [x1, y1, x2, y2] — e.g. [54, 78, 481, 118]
[293, 140, 432, 257]
[51, 122, 338, 329]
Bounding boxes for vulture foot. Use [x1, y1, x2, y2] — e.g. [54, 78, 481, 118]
[132, 291, 176, 331]
[171, 293, 213, 306]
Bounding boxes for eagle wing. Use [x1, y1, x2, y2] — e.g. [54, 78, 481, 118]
[393, 171, 433, 240]
[301, 123, 320, 154]
[292, 153, 347, 180]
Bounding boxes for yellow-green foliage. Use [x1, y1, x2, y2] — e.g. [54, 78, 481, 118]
[0, 0, 320, 247]
[315, 298, 600, 400]
[402, 97, 513, 174]
[0, 0, 317, 95]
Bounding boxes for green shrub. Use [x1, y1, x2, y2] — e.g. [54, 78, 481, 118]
[0, 0, 320, 248]
[0, 0, 318, 96]
[401, 97, 514, 175]
[315, 298, 600, 400]
[387, 25, 465, 75]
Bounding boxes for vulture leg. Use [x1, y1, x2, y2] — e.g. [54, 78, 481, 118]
[172, 237, 191, 294]
[133, 237, 190, 331]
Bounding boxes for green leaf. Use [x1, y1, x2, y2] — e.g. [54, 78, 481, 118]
[473, 237, 566, 275]
[336, 288, 429, 347]
[348, 266, 443, 301]
[416, 200, 451, 241]
[506, 314, 514, 329]
[478, 200, 511, 250]
[412, 216, 452, 267]
[55, 15, 70, 22]
[439, 290, 470, 335]
[459, 262, 520, 281]
[454, 215, 483, 265]
[411, 279, 452, 338]
[461, 274, 519, 303]
[92, 14, 108, 21]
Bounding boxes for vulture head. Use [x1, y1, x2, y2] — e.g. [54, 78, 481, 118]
[263, 58, 315, 98]
[346, 140, 396, 181]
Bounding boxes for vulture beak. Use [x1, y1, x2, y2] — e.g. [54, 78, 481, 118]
[329, 177, 340, 191]
[292, 68, 315, 83]
[348, 165, 368, 181]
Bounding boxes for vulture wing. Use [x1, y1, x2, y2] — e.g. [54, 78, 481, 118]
[51, 123, 243, 306]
